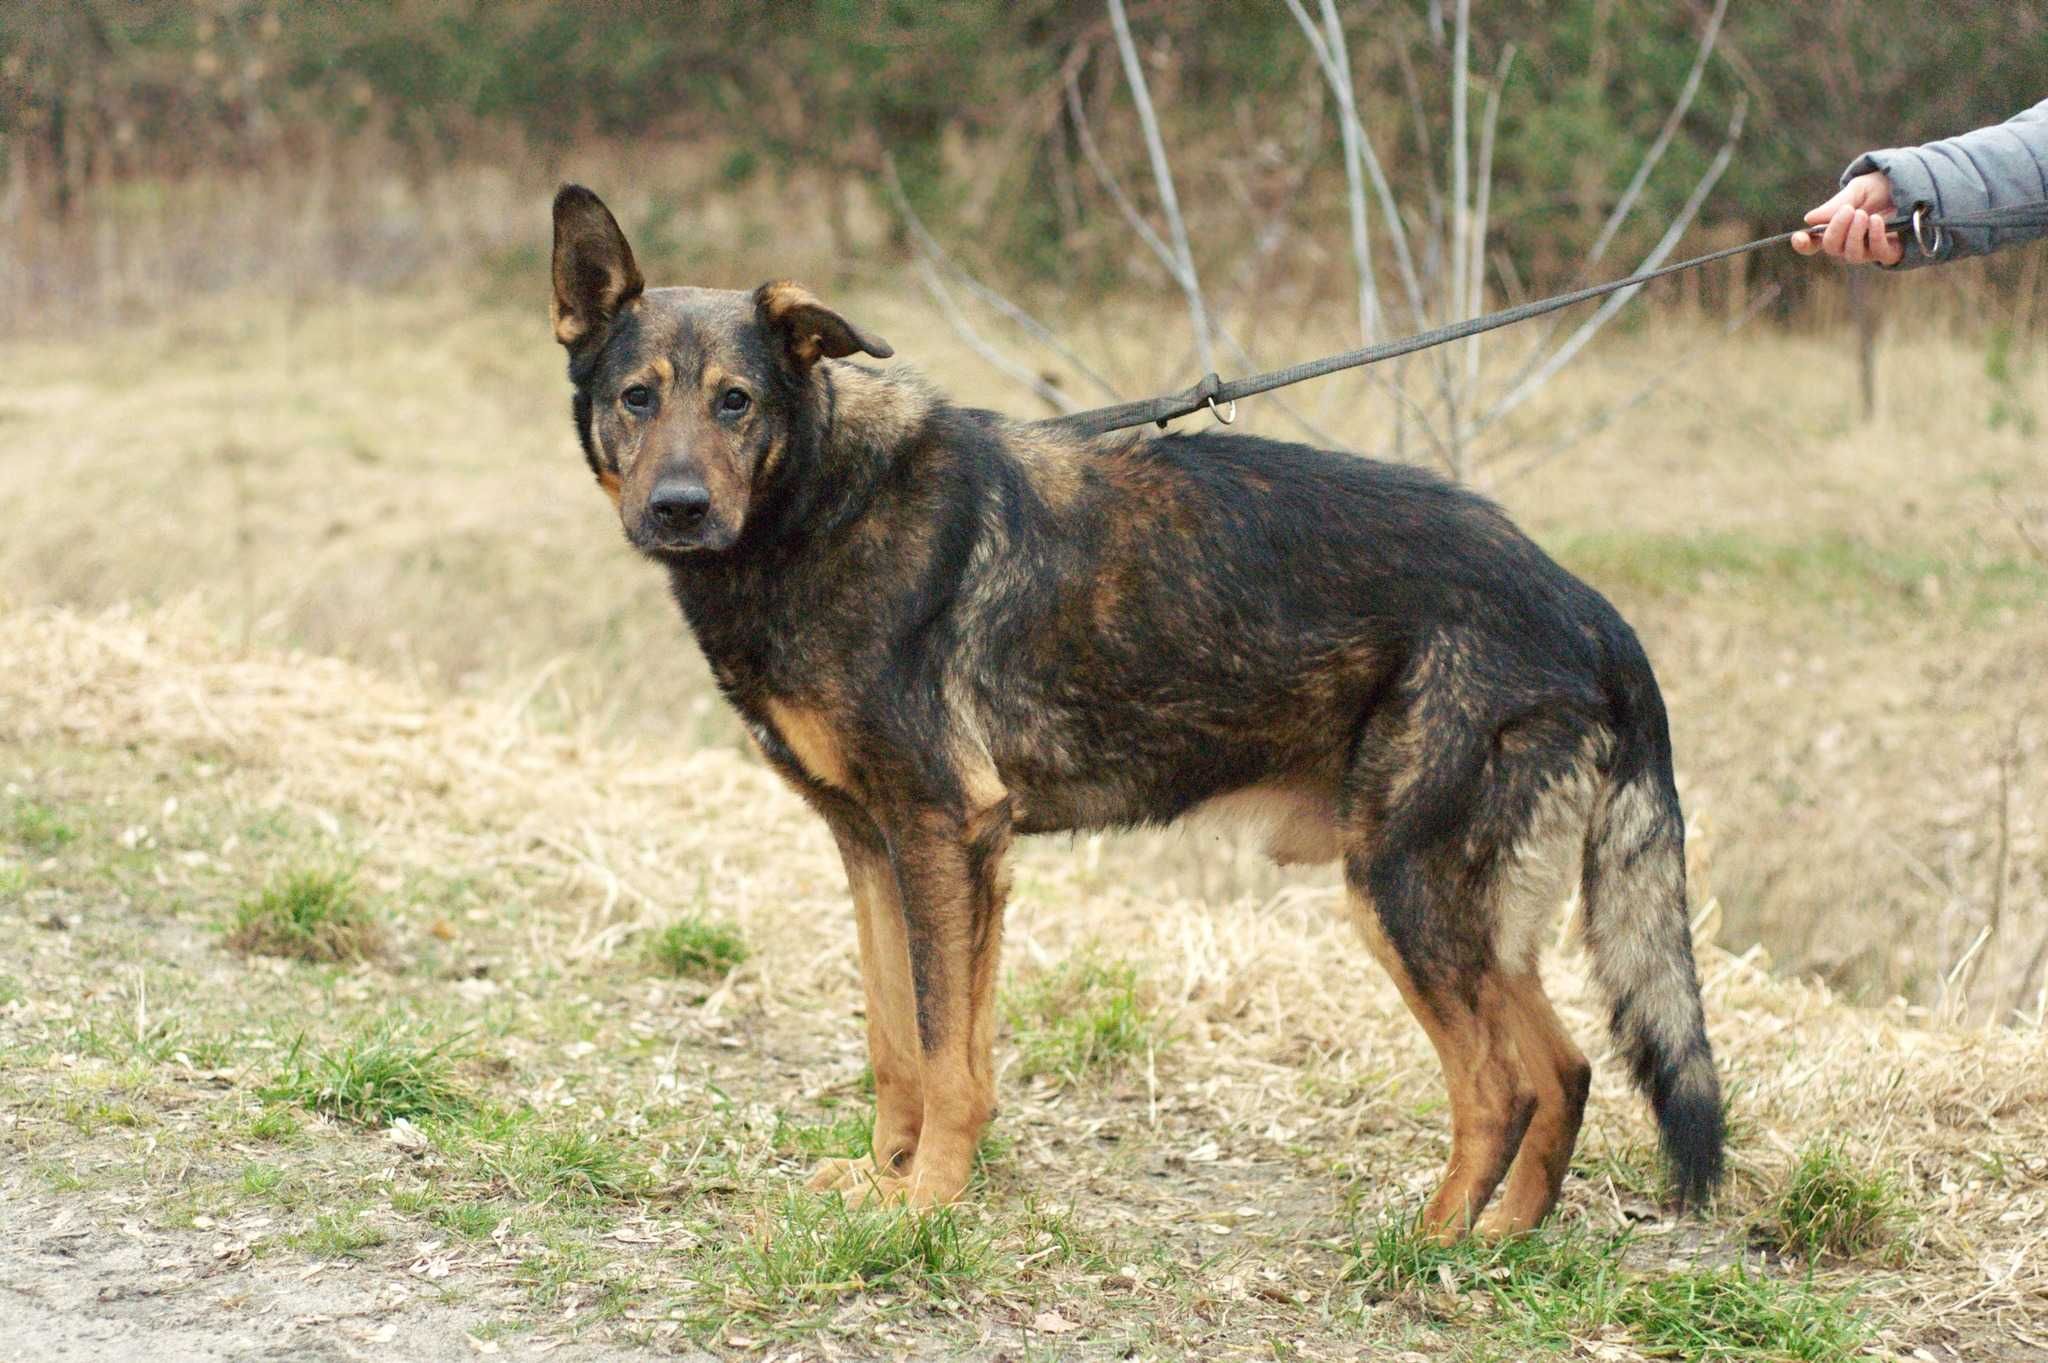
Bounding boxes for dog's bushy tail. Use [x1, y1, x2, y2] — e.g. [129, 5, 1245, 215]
[1581, 628, 1725, 1206]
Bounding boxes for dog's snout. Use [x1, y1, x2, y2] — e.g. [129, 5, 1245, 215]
[647, 478, 712, 534]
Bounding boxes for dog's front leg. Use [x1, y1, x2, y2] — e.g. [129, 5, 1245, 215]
[807, 814, 925, 1197]
[850, 805, 1009, 1209]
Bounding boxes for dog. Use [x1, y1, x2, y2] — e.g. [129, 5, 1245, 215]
[548, 184, 1723, 1238]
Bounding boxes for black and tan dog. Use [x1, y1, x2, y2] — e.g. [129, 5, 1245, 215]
[549, 185, 1723, 1237]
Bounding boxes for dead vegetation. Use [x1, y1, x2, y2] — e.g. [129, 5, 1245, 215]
[0, 285, 2037, 1010]
[0, 194, 2042, 1356]
[4, 602, 2048, 1359]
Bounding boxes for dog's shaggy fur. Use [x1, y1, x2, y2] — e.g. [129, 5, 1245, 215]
[550, 184, 1722, 1236]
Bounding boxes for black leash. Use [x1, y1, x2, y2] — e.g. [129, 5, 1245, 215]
[1034, 202, 2048, 440]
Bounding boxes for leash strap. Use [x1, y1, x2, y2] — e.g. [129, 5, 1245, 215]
[1035, 202, 2048, 440]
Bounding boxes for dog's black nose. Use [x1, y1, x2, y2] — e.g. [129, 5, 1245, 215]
[647, 479, 712, 535]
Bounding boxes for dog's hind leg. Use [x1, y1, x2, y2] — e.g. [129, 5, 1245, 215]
[1341, 660, 1597, 1238]
[1472, 972, 1591, 1236]
[808, 814, 926, 1196]
[1348, 888, 1534, 1239]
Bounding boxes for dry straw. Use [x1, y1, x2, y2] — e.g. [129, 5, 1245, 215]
[7, 601, 2048, 1345]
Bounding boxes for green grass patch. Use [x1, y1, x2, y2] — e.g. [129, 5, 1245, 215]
[1764, 1140, 1905, 1261]
[67, 1009, 228, 1067]
[1551, 528, 2048, 615]
[226, 866, 385, 963]
[61, 1097, 151, 1133]
[483, 1126, 648, 1201]
[0, 974, 23, 1007]
[260, 1025, 471, 1126]
[292, 1208, 388, 1260]
[1005, 954, 1162, 1084]
[645, 915, 749, 979]
[1615, 1266, 1868, 1361]
[239, 1163, 287, 1197]
[245, 1104, 302, 1141]
[432, 1199, 510, 1240]
[774, 1110, 873, 1161]
[733, 1196, 991, 1305]
[7, 798, 76, 855]
[1349, 1216, 1869, 1361]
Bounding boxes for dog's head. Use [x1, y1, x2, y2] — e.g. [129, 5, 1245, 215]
[549, 185, 893, 556]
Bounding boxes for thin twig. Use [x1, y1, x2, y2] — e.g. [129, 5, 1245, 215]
[881, 155, 1121, 402]
[910, 256, 1079, 415]
[1449, 0, 1471, 335]
[1500, 0, 1730, 385]
[1283, 0, 1378, 345]
[1481, 92, 1749, 429]
[1064, 64, 1177, 279]
[1286, 0, 1449, 459]
[1106, 0, 1215, 375]
[1994, 491, 2048, 567]
[1463, 44, 1515, 403]
[1989, 719, 2019, 948]
[1492, 283, 1779, 485]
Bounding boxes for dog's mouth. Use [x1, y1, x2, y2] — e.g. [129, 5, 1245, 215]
[628, 521, 739, 557]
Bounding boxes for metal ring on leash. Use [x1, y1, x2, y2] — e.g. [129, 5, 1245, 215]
[1912, 206, 1945, 259]
[1207, 395, 1237, 426]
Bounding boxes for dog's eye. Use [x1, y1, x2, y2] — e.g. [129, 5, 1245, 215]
[621, 384, 654, 413]
[719, 387, 751, 415]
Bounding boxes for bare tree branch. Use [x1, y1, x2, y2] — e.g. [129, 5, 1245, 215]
[1463, 44, 1515, 399]
[909, 256, 1079, 415]
[1279, 0, 1379, 345]
[1586, 0, 1731, 275]
[1501, 0, 1730, 381]
[1063, 65, 1178, 277]
[1449, 0, 1471, 334]
[882, 155, 1122, 403]
[1482, 93, 1749, 429]
[1106, 0, 1214, 375]
[1491, 283, 1779, 485]
[1285, 0, 1449, 457]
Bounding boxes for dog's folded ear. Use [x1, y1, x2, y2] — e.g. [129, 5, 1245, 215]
[753, 281, 894, 370]
[551, 185, 644, 350]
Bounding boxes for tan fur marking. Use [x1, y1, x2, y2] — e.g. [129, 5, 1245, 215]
[1349, 898, 1534, 1239]
[1192, 782, 1341, 866]
[595, 469, 622, 508]
[757, 281, 826, 365]
[1007, 427, 1085, 510]
[845, 845, 922, 1164]
[551, 304, 586, 348]
[1475, 974, 1590, 1237]
[763, 699, 855, 792]
[824, 363, 934, 451]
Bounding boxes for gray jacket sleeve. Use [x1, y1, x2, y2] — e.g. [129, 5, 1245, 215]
[1844, 98, 2048, 268]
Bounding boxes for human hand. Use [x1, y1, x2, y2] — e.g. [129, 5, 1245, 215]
[1790, 171, 1905, 266]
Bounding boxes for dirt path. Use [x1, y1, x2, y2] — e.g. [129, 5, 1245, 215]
[0, 1180, 686, 1363]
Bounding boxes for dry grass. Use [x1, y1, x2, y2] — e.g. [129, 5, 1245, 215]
[4, 602, 2048, 1358]
[0, 282, 2039, 1009]
[0, 251, 2043, 1356]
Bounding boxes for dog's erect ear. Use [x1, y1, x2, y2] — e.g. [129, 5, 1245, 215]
[752, 281, 893, 369]
[551, 185, 644, 350]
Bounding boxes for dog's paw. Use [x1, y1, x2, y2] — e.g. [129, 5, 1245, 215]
[805, 1155, 885, 1194]
[838, 1171, 916, 1208]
